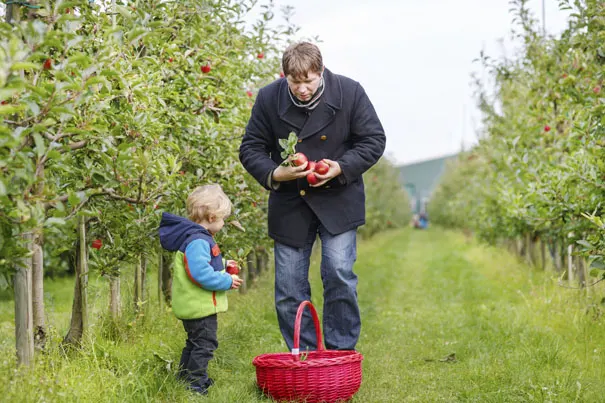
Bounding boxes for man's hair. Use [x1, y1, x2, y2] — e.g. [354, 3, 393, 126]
[186, 184, 232, 223]
[282, 42, 323, 79]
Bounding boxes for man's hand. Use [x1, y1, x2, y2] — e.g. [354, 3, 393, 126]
[272, 159, 313, 182]
[310, 159, 342, 187]
[230, 275, 243, 289]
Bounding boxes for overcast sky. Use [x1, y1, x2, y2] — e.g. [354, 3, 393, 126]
[251, 0, 572, 165]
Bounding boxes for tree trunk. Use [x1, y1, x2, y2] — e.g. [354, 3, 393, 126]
[567, 244, 574, 285]
[109, 274, 121, 321]
[158, 251, 163, 309]
[14, 232, 34, 366]
[575, 256, 586, 288]
[256, 247, 268, 274]
[161, 251, 172, 305]
[240, 252, 256, 294]
[141, 254, 147, 304]
[134, 255, 143, 313]
[63, 217, 88, 346]
[247, 251, 257, 281]
[540, 240, 546, 271]
[32, 233, 46, 351]
[32, 160, 46, 350]
[5, 1, 20, 23]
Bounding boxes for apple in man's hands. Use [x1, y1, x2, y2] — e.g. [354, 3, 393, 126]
[314, 160, 329, 175]
[309, 159, 342, 187]
[291, 152, 308, 167]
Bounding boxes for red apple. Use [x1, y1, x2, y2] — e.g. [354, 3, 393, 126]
[594, 86, 601, 94]
[226, 260, 239, 275]
[315, 160, 329, 175]
[1, 100, 8, 105]
[307, 172, 319, 185]
[168, 57, 173, 63]
[544, 125, 551, 132]
[43, 58, 52, 70]
[307, 161, 317, 172]
[91, 239, 103, 250]
[201, 64, 211, 73]
[291, 152, 308, 167]
[246, 90, 253, 97]
[257, 52, 264, 59]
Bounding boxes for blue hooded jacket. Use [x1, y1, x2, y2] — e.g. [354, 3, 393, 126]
[159, 213, 232, 310]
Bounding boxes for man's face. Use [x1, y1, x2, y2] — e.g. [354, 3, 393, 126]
[286, 71, 322, 102]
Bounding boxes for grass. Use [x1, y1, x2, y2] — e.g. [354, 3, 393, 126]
[1, 228, 604, 402]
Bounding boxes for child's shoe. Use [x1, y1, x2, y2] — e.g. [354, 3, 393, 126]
[187, 378, 214, 395]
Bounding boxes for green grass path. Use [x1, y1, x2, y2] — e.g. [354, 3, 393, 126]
[1, 228, 604, 402]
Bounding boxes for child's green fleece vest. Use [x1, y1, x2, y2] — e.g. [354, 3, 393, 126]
[172, 232, 228, 319]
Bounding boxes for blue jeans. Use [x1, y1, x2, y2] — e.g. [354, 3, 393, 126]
[274, 222, 360, 351]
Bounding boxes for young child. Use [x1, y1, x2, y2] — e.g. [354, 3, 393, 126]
[159, 184, 243, 395]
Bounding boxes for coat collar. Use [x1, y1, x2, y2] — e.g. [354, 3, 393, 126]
[277, 68, 342, 140]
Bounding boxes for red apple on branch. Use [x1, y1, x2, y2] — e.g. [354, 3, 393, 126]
[91, 239, 103, 250]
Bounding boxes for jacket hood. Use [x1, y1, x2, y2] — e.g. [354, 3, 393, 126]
[159, 212, 211, 252]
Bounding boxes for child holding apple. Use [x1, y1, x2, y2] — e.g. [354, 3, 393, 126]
[159, 184, 243, 395]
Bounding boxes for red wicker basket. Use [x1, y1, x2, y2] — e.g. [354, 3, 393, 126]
[253, 301, 363, 402]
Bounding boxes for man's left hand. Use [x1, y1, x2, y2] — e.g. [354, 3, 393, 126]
[310, 159, 342, 187]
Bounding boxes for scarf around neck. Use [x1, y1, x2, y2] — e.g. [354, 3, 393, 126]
[287, 74, 325, 111]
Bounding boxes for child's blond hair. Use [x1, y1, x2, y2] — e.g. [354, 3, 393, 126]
[186, 184, 232, 223]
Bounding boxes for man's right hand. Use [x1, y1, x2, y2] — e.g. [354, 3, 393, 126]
[272, 160, 312, 182]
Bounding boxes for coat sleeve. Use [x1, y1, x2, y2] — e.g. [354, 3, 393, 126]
[337, 83, 386, 183]
[239, 89, 279, 190]
[184, 240, 233, 291]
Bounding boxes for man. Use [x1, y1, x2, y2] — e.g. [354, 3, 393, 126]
[239, 42, 385, 351]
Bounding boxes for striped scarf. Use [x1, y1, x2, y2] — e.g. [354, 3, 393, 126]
[287, 74, 325, 111]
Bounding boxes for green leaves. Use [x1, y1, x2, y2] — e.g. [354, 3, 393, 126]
[278, 131, 298, 163]
[428, 1, 605, 278]
[1, 0, 292, 274]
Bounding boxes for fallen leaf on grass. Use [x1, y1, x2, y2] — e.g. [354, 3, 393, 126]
[423, 353, 457, 363]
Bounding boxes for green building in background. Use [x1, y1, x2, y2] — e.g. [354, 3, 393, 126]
[399, 153, 458, 214]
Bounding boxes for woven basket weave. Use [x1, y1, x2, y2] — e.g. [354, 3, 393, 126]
[253, 301, 363, 402]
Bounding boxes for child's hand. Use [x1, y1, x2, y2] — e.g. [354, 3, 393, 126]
[230, 274, 243, 289]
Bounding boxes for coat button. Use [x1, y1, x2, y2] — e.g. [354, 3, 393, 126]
[320, 135, 327, 141]
[299, 190, 306, 196]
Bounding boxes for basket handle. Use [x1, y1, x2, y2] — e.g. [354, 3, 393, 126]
[292, 300, 324, 357]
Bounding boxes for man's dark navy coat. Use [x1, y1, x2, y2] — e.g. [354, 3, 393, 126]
[239, 68, 386, 248]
